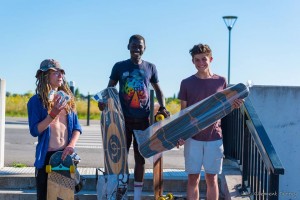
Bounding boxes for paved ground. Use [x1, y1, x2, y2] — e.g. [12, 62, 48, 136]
[3, 117, 185, 169]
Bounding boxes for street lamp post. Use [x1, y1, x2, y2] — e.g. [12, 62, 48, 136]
[69, 81, 75, 95]
[223, 16, 238, 84]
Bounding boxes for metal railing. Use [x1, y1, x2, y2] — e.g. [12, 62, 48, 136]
[222, 98, 284, 200]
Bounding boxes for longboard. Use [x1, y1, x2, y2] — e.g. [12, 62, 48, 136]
[96, 87, 129, 199]
[46, 151, 75, 200]
[136, 83, 249, 158]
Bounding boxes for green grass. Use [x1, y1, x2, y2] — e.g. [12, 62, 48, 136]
[5, 95, 180, 119]
[11, 162, 27, 168]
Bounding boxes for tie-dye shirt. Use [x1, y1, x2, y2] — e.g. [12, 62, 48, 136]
[110, 59, 159, 118]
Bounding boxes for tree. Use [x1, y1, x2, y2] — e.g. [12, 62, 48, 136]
[75, 88, 80, 99]
[24, 90, 34, 97]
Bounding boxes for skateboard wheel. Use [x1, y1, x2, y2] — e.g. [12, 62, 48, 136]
[166, 193, 173, 199]
[156, 114, 165, 121]
[70, 165, 75, 173]
[45, 165, 52, 173]
[158, 197, 165, 200]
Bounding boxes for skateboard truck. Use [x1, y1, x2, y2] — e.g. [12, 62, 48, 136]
[46, 162, 75, 173]
[70, 152, 86, 193]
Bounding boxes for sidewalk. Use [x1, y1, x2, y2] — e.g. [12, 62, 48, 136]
[1, 117, 247, 199]
[0, 166, 187, 178]
[0, 166, 190, 200]
[0, 161, 248, 200]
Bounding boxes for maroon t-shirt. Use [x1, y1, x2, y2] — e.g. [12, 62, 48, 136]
[178, 74, 227, 141]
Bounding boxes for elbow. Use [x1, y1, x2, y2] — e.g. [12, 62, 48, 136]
[29, 126, 40, 137]
[29, 131, 39, 137]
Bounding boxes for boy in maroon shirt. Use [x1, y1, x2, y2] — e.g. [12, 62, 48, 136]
[178, 44, 243, 200]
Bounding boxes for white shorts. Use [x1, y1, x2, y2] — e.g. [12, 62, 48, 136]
[184, 139, 224, 175]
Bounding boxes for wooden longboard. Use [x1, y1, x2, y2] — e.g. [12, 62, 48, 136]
[100, 87, 129, 198]
[139, 83, 249, 158]
[46, 151, 75, 200]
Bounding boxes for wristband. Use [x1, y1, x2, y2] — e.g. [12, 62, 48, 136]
[49, 111, 57, 119]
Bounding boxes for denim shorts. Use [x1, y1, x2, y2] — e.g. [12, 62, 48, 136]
[184, 139, 224, 174]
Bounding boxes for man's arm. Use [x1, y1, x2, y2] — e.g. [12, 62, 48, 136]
[151, 82, 165, 107]
[98, 79, 118, 111]
[151, 82, 170, 117]
[107, 79, 118, 87]
[180, 100, 187, 110]
[62, 130, 80, 160]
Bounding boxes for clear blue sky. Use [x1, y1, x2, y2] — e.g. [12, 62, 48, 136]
[1, 0, 299, 97]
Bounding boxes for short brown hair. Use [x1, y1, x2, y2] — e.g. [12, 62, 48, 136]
[189, 44, 212, 58]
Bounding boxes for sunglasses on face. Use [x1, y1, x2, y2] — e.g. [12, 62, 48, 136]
[50, 70, 65, 77]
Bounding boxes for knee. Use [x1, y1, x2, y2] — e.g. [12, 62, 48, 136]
[188, 174, 200, 185]
[205, 174, 218, 187]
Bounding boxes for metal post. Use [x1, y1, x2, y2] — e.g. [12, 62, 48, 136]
[69, 81, 75, 95]
[0, 79, 6, 168]
[150, 89, 154, 125]
[228, 28, 232, 84]
[150, 88, 164, 198]
[223, 16, 237, 85]
[87, 93, 90, 126]
[269, 174, 279, 200]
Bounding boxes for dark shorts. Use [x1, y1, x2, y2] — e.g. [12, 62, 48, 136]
[35, 151, 57, 200]
[125, 117, 150, 166]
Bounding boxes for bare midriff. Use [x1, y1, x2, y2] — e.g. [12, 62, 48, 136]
[48, 109, 68, 151]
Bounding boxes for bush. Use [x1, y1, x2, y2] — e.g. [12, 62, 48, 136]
[76, 98, 100, 120]
[6, 95, 31, 117]
[5, 95, 180, 119]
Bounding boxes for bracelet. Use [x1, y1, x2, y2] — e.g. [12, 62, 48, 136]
[49, 111, 56, 119]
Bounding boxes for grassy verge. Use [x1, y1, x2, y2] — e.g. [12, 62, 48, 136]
[11, 162, 27, 168]
[5, 95, 180, 120]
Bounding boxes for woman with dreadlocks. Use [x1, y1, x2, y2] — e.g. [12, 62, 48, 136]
[27, 59, 82, 200]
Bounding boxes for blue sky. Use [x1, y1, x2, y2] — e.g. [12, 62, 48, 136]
[0, 0, 299, 97]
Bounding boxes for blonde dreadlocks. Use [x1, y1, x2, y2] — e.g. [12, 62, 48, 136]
[35, 70, 76, 113]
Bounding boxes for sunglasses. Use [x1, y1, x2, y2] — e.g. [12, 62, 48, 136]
[50, 70, 65, 77]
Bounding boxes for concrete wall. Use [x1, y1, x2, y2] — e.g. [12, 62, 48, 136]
[0, 79, 6, 168]
[249, 86, 300, 200]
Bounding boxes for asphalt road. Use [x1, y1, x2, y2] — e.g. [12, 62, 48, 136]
[3, 117, 185, 169]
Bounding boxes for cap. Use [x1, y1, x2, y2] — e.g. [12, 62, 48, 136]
[35, 59, 65, 78]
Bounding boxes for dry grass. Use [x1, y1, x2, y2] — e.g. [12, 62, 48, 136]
[5, 95, 180, 120]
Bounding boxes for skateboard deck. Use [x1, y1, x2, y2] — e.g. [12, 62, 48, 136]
[46, 151, 75, 200]
[95, 87, 129, 199]
[135, 83, 249, 158]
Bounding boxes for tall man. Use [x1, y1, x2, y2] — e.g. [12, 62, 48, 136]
[98, 34, 169, 200]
